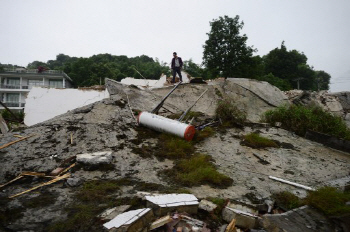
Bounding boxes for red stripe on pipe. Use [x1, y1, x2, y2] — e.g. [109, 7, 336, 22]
[184, 125, 196, 141]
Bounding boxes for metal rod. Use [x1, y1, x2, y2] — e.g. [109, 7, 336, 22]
[151, 81, 182, 114]
[178, 89, 208, 122]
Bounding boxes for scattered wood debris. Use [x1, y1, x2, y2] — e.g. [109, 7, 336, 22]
[0, 134, 36, 150]
[9, 173, 70, 198]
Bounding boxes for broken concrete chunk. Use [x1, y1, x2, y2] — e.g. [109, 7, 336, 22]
[222, 204, 259, 229]
[146, 194, 199, 216]
[198, 199, 217, 212]
[66, 177, 82, 187]
[99, 205, 131, 222]
[103, 208, 153, 232]
[76, 151, 112, 165]
[50, 167, 65, 176]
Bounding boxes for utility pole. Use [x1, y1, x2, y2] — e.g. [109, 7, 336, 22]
[293, 77, 305, 90]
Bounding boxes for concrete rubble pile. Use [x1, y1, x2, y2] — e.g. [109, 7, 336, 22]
[0, 78, 349, 231]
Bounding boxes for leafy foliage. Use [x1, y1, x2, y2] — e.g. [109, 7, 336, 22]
[203, 15, 256, 78]
[262, 42, 329, 90]
[272, 191, 303, 210]
[263, 105, 350, 140]
[25, 53, 170, 87]
[256, 73, 292, 91]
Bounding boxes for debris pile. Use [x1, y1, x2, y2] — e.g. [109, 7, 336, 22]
[0, 78, 349, 231]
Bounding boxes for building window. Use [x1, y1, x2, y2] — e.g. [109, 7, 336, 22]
[6, 93, 20, 107]
[6, 93, 19, 102]
[7, 78, 20, 89]
[49, 79, 63, 88]
[28, 79, 43, 88]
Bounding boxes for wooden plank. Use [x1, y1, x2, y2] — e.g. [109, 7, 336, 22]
[225, 218, 237, 232]
[0, 134, 36, 150]
[58, 163, 76, 176]
[9, 173, 70, 198]
[0, 175, 24, 189]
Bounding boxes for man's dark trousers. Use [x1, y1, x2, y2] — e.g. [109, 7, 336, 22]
[172, 67, 182, 83]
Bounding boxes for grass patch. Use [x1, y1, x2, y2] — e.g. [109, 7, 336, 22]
[165, 154, 233, 188]
[242, 133, 278, 148]
[48, 180, 122, 232]
[305, 186, 350, 216]
[272, 191, 303, 211]
[76, 180, 120, 203]
[194, 127, 215, 142]
[263, 105, 350, 140]
[22, 192, 57, 208]
[155, 134, 195, 160]
[215, 99, 246, 127]
[48, 204, 103, 232]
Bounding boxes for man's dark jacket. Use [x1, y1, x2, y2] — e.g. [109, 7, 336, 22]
[171, 57, 183, 69]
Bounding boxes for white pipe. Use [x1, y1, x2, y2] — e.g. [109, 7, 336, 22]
[138, 111, 196, 141]
[269, 176, 315, 191]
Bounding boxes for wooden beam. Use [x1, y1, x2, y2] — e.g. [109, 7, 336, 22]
[9, 173, 70, 198]
[0, 134, 36, 150]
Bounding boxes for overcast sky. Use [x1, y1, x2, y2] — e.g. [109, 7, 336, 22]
[1, 0, 349, 92]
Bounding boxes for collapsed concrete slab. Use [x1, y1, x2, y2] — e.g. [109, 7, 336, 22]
[260, 206, 335, 232]
[146, 194, 199, 216]
[103, 208, 153, 231]
[24, 87, 110, 126]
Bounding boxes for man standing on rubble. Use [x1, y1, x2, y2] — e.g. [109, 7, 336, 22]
[171, 52, 183, 83]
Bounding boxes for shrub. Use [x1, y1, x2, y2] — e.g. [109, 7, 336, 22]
[263, 105, 350, 140]
[272, 191, 303, 210]
[215, 99, 246, 127]
[305, 186, 350, 216]
[242, 133, 278, 148]
[171, 154, 233, 188]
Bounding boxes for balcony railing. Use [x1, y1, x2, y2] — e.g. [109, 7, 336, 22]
[0, 83, 52, 90]
[0, 102, 25, 108]
[3, 68, 65, 75]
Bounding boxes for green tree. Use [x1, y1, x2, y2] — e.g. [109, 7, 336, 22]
[26, 61, 48, 69]
[183, 59, 203, 77]
[315, 70, 331, 90]
[203, 15, 256, 78]
[257, 73, 292, 91]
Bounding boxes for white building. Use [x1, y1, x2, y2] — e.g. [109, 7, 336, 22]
[0, 68, 73, 110]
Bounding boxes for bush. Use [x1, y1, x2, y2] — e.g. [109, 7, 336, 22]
[305, 186, 350, 216]
[242, 133, 278, 148]
[263, 105, 350, 140]
[272, 191, 303, 210]
[215, 99, 246, 127]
